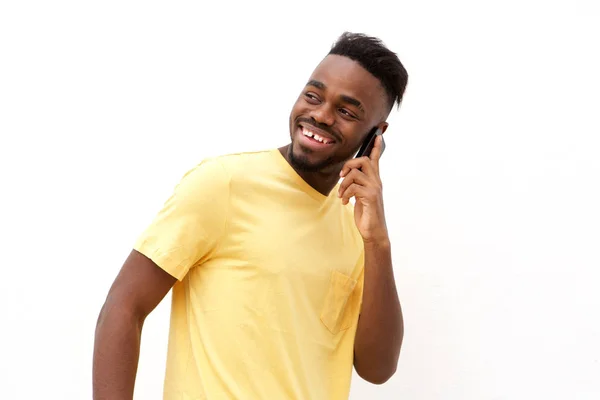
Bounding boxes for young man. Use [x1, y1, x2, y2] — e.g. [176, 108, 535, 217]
[93, 32, 409, 400]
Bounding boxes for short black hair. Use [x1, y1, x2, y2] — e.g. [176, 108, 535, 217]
[329, 32, 408, 112]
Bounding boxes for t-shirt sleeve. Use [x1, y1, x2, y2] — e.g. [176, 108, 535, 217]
[133, 158, 230, 280]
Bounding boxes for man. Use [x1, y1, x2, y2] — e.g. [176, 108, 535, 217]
[93, 32, 408, 400]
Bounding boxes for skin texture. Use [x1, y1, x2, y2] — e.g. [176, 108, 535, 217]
[93, 53, 403, 398]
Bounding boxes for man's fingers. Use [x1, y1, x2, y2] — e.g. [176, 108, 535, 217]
[339, 156, 372, 178]
[369, 135, 383, 171]
[338, 169, 369, 198]
[340, 183, 366, 205]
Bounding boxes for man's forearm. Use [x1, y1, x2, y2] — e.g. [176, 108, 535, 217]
[353, 238, 403, 384]
[93, 302, 143, 400]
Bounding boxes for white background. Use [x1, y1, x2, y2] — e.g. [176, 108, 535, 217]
[1, 1, 599, 399]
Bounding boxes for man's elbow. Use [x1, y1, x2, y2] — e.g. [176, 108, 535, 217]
[355, 364, 397, 385]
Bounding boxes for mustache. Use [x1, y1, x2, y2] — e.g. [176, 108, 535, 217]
[296, 118, 341, 142]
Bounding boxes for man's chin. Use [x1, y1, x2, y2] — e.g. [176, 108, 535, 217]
[289, 147, 333, 173]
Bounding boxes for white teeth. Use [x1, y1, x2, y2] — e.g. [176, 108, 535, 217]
[302, 127, 332, 144]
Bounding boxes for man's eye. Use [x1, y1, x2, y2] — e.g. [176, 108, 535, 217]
[305, 93, 319, 102]
[339, 108, 355, 118]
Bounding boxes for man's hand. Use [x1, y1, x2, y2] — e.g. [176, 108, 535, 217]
[338, 135, 388, 243]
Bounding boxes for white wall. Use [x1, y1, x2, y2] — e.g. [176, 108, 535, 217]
[1, 1, 599, 399]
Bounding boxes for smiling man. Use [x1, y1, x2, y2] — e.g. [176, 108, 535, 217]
[93, 32, 408, 400]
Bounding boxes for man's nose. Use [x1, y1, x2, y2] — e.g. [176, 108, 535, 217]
[310, 104, 335, 127]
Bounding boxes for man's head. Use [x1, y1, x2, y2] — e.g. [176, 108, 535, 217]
[288, 32, 408, 173]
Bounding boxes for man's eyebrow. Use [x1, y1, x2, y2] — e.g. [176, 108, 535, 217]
[340, 94, 364, 112]
[306, 79, 326, 90]
[305, 79, 365, 113]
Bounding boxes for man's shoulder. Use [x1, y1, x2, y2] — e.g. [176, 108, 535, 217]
[208, 148, 278, 176]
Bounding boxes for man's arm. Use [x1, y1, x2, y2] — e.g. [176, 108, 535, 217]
[93, 157, 230, 398]
[353, 239, 403, 384]
[337, 134, 403, 384]
[93, 250, 177, 400]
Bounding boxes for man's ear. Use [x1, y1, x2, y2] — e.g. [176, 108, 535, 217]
[379, 122, 389, 134]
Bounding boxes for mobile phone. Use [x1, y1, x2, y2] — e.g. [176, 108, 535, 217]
[355, 127, 385, 158]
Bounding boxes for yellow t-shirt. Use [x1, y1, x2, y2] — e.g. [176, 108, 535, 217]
[134, 149, 365, 400]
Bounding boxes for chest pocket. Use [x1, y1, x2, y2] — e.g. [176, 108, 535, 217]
[320, 270, 358, 334]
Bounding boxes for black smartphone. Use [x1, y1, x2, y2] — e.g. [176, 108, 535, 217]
[355, 127, 385, 158]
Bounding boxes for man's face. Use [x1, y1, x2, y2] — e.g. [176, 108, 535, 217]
[288, 54, 389, 172]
